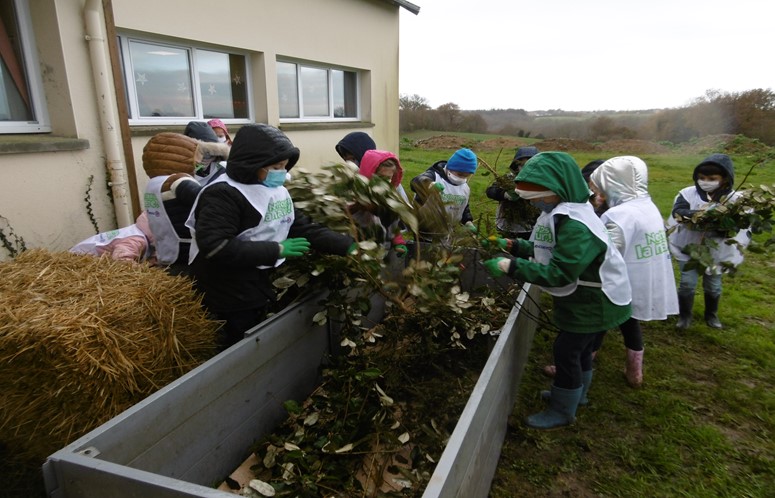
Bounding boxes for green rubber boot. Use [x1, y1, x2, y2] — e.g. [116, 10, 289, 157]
[527, 385, 583, 430]
[541, 369, 593, 406]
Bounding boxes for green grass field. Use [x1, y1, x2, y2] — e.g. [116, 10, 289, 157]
[398, 133, 775, 497]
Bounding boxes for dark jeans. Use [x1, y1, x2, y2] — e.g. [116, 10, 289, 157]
[553, 331, 600, 390]
[214, 308, 268, 351]
[593, 317, 643, 353]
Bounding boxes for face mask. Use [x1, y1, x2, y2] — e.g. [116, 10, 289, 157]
[697, 180, 721, 192]
[262, 169, 287, 188]
[217, 136, 227, 144]
[446, 170, 468, 186]
[532, 199, 557, 213]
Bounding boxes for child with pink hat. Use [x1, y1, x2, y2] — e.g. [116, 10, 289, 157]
[207, 118, 232, 146]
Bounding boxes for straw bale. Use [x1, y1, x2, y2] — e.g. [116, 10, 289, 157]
[0, 249, 220, 462]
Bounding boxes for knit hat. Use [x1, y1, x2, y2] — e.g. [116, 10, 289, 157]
[184, 121, 219, 143]
[446, 148, 478, 174]
[335, 132, 376, 164]
[142, 132, 199, 178]
[207, 118, 232, 144]
[226, 124, 300, 184]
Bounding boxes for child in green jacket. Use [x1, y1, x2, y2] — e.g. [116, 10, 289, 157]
[483, 151, 632, 429]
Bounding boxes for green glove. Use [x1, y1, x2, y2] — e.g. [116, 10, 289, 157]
[347, 242, 359, 255]
[504, 191, 520, 202]
[464, 222, 478, 234]
[393, 244, 407, 257]
[432, 182, 445, 192]
[483, 257, 510, 277]
[279, 237, 311, 258]
[482, 236, 510, 251]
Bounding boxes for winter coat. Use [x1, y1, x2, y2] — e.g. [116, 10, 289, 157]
[351, 150, 407, 248]
[485, 172, 536, 235]
[189, 124, 354, 313]
[505, 152, 632, 333]
[590, 156, 678, 320]
[410, 161, 474, 225]
[667, 154, 750, 272]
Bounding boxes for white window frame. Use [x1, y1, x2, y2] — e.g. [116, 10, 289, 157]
[118, 34, 253, 126]
[277, 59, 360, 123]
[0, 0, 51, 134]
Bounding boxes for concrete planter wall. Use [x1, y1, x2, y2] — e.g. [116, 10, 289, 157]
[44, 251, 540, 498]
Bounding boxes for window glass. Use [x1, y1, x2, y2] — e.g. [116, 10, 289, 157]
[196, 49, 248, 119]
[0, 1, 33, 122]
[300, 66, 329, 117]
[277, 61, 299, 119]
[0, 0, 49, 132]
[129, 41, 194, 118]
[333, 69, 357, 118]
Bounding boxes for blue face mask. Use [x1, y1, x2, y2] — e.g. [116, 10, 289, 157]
[262, 169, 287, 188]
[532, 199, 557, 213]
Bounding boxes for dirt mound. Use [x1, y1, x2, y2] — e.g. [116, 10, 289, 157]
[678, 134, 739, 154]
[597, 139, 673, 155]
[413, 135, 472, 150]
[532, 138, 598, 152]
[477, 137, 528, 151]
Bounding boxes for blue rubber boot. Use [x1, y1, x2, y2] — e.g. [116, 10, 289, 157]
[541, 369, 593, 406]
[527, 385, 583, 430]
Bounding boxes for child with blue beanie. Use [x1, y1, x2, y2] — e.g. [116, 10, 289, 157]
[410, 148, 479, 240]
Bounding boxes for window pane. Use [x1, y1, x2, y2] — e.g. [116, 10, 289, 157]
[333, 70, 357, 118]
[228, 54, 248, 119]
[129, 41, 194, 118]
[277, 62, 299, 118]
[0, 1, 34, 121]
[300, 66, 329, 117]
[197, 50, 232, 119]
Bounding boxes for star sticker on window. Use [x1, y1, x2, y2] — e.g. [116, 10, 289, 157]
[208, 84, 217, 95]
[177, 82, 187, 92]
[136, 73, 148, 86]
[233, 75, 242, 85]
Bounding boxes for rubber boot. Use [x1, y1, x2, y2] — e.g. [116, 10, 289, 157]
[624, 349, 643, 388]
[676, 293, 694, 330]
[704, 293, 723, 329]
[542, 369, 593, 406]
[526, 385, 583, 430]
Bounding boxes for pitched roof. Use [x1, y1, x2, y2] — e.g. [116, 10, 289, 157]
[381, 0, 420, 15]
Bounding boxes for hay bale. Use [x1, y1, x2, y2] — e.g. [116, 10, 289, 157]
[0, 249, 219, 462]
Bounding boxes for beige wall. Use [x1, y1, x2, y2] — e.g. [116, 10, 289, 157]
[0, 0, 403, 262]
[0, 0, 118, 262]
[116, 0, 401, 193]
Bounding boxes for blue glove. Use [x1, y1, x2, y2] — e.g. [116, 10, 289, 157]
[279, 238, 310, 258]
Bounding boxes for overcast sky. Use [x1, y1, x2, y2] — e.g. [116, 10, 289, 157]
[399, 0, 774, 112]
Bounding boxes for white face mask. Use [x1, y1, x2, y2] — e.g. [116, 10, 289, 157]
[446, 169, 468, 186]
[697, 179, 721, 192]
[216, 136, 227, 143]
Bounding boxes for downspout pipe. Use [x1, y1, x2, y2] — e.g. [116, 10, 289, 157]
[83, 0, 133, 227]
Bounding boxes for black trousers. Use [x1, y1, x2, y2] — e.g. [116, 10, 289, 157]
[553, 331, 601, 389]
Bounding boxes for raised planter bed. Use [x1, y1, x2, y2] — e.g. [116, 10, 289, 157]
[43, 252, 540, 498]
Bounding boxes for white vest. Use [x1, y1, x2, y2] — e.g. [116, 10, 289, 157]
[434, 172, 470, 223]
[70, 225, 149, 259]
[667, 187, 749, 274]
[186, 175, 294, 269]
[531, 202, 631, 305]
[601, 197, 678, 320]
[144, 176, 187, 265]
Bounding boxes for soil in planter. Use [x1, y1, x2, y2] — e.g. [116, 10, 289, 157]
[231, 320, 498, 497]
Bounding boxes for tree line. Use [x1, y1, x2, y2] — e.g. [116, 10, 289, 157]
[399, 89, 775, 145]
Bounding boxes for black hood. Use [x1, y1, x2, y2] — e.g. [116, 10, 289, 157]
[184, 121, 219, 143]
[226, 124, 300, 184]
[335, 132, 376, 164]
[693, 153, 735, 199]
